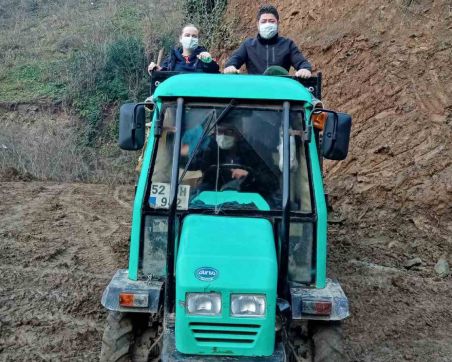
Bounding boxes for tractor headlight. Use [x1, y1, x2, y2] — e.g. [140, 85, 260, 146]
[230, 294, 266, 317]
[186, 293, 221, 316]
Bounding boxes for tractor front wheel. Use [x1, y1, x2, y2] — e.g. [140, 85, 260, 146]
[311, 321, 346, 362]
[100, 312, 133, 362]
[100, 311, 162, 362]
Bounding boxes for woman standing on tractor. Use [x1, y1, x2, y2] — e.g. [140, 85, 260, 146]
[148, 24, 219, 73]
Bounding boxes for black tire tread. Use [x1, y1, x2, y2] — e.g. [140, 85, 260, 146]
[132, 321, 162, 362]
[100, 312, 133, 362]
[312, 322, 346, 362]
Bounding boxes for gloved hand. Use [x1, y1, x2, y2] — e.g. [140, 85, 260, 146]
[224, 66, 240, 74]
[295, 68, 311, 78]
[197, 52, 213, 63]
[148, 62, 162, 74]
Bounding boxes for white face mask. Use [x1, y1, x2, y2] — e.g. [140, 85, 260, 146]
[216, 134, 235, 150]
[259, 23, 278, 39]
[180, 36, 198, 50]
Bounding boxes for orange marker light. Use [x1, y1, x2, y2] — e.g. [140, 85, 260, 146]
[119, 292, 149, 308]
[312, 112, 328, 130]
[119, 293, 135, 307]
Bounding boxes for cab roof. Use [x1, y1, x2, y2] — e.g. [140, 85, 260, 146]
[153, 73, 313, 103]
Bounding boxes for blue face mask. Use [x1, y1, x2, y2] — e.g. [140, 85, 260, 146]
[180, 36, 198, 50]
[259, 23, 278, 39]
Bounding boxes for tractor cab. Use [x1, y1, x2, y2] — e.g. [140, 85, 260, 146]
[101, 73, 352, 361]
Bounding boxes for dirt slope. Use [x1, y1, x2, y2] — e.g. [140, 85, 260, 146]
[222, 0, 451, 236]
[219, 0, 452, 360]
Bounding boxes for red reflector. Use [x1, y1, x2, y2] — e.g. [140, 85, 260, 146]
[315, 301, 332, 315]
[301, 299, 332, 316]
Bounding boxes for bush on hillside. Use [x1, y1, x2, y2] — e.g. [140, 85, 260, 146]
[182, 0, 227, 50]
[67, 36, 148, 144]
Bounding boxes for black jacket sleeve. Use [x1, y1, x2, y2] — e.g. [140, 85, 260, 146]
[159, 54, 172, 71]
[289, 40, 312, 71]
[224, 41, 248, 69]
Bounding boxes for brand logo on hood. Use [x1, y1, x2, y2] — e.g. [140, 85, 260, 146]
[195, 267, 219, 281]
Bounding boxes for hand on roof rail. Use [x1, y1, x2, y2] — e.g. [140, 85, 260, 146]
[295, 69, 312, 79]
[224, 66, 240, 74]
[147, 62, 162, 75]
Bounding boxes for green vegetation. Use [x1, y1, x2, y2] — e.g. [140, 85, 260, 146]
[0, 62, 65, 101]
[0, 0, 229, 181]
[183, 0, 228, 50]
[67, 37, 148, 143]
[0, 0, 187, 141]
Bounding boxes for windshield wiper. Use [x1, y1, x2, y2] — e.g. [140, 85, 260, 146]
[179, 99, 236, 183]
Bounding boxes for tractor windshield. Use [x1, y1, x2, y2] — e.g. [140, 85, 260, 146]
[149, 101, 312, 213]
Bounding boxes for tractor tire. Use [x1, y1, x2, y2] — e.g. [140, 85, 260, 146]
[286, 323, 312, 362]
[100, 312, 134, 362]
[100, 311, 162, 362]
[311, 321, 346, 362]
[132, 320, 162, 362]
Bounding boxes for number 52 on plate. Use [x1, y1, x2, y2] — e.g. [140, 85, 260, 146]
[149, 182, 190, 210]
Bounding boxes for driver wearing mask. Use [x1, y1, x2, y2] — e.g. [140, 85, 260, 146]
[214, 127, 249, 180]
[186, 125, 278, 199]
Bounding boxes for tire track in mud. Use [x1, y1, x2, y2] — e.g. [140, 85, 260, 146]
[0, 264, 112, 280]
[114, 185, 133, 211]
[0, 181, 134, 361]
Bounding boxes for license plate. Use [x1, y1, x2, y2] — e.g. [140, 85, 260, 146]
[149, 182, 190, 210]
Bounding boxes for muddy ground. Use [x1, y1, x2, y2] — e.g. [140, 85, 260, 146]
[0, 180, 450, 361]
[0, 181, 131, 361]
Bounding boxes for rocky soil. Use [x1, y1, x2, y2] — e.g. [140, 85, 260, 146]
[220, 0, 452, 360]
[222, 1, 452, 234]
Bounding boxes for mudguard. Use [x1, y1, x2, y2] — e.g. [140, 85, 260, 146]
[291, 278, 350, 320]
[101, 269, 162, 313]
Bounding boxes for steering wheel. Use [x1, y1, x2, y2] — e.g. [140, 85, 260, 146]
[204, 163, 254, 191]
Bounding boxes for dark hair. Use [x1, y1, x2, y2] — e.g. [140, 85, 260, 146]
[257, 5, 279, 21]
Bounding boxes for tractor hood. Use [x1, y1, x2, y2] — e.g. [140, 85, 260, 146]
[176, 214, 277, 291]
[175, 214, 278, 356]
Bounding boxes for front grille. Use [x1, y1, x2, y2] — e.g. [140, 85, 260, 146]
[189, 322, 261, 345]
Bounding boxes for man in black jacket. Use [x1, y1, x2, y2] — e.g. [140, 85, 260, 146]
[224, 5, 312, 78]
[186, 124, 280, 206]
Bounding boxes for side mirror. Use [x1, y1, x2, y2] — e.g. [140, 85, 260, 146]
[118, 103, 146, 150]
[322, 112, 352, 160]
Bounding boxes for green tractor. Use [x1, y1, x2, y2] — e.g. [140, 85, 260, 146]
[100, 72, 352, 361]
